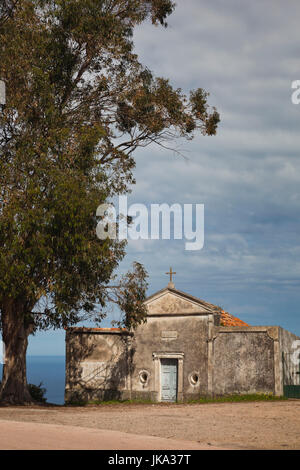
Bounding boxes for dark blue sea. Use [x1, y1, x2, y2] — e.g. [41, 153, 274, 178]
[0, 356, 65, 405]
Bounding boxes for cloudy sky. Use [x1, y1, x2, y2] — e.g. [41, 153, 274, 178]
[29, 0, 300, 354]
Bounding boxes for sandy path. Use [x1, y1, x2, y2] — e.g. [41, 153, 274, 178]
[0, 400, 299, 449]
[0, 419, 232, 450]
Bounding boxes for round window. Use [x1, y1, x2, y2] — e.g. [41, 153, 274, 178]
[189, 372, 200, 386]
[139, 370, 149, 384]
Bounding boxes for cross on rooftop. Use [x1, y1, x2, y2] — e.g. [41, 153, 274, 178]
[166, 267, 176, 285]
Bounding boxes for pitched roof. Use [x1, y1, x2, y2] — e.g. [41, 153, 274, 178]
[220, 310, 249, 327]
[145, 286, 249, 325]
[145, 286, 220, 314]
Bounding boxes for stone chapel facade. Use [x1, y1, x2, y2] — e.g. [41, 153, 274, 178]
[65, 282, 300, 403]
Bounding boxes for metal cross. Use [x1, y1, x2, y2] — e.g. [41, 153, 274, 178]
[166, 267, 176, 283]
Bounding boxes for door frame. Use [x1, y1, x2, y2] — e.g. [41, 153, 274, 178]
[282, 351, 300, 398]
[152, 352, 184, 402]
[160, 358, 178, 402]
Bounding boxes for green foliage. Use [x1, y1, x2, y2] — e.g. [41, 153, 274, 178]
[183, 394, 287, 404]
[28, 382, 47, 403]
[0, 1, 219, 335]
[67, 394, 286, 406]
[112, 262, 149, 329]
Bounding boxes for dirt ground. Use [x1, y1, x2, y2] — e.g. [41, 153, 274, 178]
[0, 420, 223, 450]
[0, 400, 299, 450]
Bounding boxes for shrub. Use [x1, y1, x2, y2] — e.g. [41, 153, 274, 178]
[28, 382, 47, 403]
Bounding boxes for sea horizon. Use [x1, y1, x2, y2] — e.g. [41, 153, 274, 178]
[27, 354, 65, 357]
[1, 355, 66, 405]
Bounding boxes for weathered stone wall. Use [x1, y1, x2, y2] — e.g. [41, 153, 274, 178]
[279, 327, 300, 355]
[130, 315, 210, 401]
[212, 327, 276, 395]
[65, 329, 132, 403]
[278, 327, 300, 392]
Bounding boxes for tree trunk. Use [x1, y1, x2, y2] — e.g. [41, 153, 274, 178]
[0, 300, 33, 404]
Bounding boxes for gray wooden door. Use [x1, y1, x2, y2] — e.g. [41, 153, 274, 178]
[161, 358, 178, 402]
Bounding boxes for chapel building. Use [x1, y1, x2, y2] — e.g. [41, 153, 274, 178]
[65, 278, 300, 402]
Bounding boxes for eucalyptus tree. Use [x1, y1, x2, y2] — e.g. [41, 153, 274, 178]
[0, 0, 219, 403]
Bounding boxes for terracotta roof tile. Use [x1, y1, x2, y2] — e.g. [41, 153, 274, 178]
[220, 310, 249, 327]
